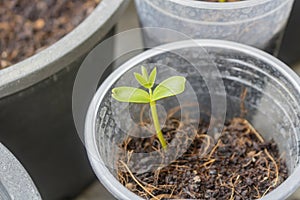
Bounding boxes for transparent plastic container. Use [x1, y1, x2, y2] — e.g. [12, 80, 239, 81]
[135, 0, 294, 55]
[85, 40, 300, 200]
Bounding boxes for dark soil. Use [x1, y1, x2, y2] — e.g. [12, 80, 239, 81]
[0, 0, 100, 69]
[118, 109, 288, 199]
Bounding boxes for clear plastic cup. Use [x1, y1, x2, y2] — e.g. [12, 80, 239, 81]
[135, 0, 294, 55]
[85, 40, 300, 200]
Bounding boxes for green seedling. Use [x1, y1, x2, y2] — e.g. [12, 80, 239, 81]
[112, 66, 186, 149]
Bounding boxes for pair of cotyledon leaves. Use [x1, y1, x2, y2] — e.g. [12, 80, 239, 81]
[112, 66, 186, 103]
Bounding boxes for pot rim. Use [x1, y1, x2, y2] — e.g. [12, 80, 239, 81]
[155, 0, 281, 10]
[85, 39, 300, 200]
[0, 143, 41, 199]
[0, 0, 129, 99]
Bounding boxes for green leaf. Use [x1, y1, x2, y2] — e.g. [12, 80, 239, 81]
[152, 76, 186, 101]
[112, 87, 150, 103]
[141, 66, 148, 81]
[148, 67, 157, 88]
[134, 73, 148, 87]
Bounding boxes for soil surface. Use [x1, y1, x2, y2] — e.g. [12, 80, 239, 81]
[0, 0, 100, 69]
[118, 110, 288, 199]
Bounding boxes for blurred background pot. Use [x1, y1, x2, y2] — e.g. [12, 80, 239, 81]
[0, 0, 129, 199]
[135, 0, 294, 55]
[0, 143, 41, 200]
[85, 40, 300, 200]
[279, 0, 300, 65]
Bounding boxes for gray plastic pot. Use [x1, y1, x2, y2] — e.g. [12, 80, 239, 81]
[0, 143, 41, 200]
[135, 0, 294, 55]
[0, 0, 129, 199]
[85, 40, 300, 200]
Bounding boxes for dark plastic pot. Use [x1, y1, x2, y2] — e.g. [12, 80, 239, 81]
[0, 0, 129, 199]
[279, 0, 300, 65]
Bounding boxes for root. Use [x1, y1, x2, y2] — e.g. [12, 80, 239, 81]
[208, 139, 221, 159]
[262, 185, 272, 198]
[241, 118, 264, 143]
[264, 148, 279, 187]
[253, 186, 261, 199]
[120, 160, 159, 200]
[139, 104, 148, 126]
[240, 88, 248, 118]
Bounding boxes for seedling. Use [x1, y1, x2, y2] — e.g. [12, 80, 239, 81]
[112, 66, 186, 149]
